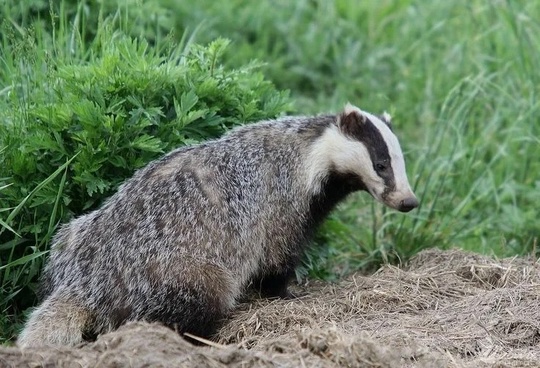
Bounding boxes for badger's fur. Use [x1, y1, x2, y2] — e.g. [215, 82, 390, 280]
[18, 104, 418, 347]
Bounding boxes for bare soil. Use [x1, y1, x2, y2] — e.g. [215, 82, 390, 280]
[1, 248, 539, 368]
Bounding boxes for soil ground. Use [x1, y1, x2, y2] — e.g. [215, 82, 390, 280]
[1, 248, 539, 367]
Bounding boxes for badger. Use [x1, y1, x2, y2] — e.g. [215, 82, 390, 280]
[18, 103, 418, 347]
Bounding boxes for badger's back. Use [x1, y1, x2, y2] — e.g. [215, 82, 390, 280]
[40, 115, 337, 300]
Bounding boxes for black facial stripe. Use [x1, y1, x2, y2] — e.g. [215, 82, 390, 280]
[342, 116, 396, 198]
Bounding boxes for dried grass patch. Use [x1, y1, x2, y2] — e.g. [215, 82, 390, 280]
[2, 248, 539, 367]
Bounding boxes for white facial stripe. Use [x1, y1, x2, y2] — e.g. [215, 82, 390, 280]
[304, 124, 382, 195]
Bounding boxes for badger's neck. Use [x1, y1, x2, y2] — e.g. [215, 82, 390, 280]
[305, 170, 366, 232]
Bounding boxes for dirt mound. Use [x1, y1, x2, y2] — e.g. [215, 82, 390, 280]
[2, 248, 539, 368]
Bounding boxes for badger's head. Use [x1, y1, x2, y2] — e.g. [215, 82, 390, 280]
[309, 103, 418, 212]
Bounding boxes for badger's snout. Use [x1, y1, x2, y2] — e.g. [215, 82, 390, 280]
[397, 197, 419, 212]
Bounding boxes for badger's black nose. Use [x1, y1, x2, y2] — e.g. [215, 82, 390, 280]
[398, 197, 419, 212]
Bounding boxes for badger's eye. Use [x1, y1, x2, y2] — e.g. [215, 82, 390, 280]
[375, 163, 387, 171]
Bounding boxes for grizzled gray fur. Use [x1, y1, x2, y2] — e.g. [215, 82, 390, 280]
[18, 104, 418, 347]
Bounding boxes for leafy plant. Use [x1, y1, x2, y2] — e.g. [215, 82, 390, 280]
[0, 7, 290, 341]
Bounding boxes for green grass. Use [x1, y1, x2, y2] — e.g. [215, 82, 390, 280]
[153, 0, 540, 267]
[1, 0, 539, 342]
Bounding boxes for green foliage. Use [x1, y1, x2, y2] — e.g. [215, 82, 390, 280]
[0, 3, 290, 342]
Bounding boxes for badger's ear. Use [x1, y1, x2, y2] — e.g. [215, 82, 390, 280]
[380, 111, 393, 130]
[337, 103, 367, 137]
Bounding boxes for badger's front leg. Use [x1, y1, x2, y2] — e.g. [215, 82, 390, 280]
[254, 268, 297, 299]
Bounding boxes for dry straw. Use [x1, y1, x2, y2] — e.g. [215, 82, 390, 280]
[2, 248, 539, 367]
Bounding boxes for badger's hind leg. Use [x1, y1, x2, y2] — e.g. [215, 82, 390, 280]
[18, 290, 94, 348]
[141, 259, 238, 340]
